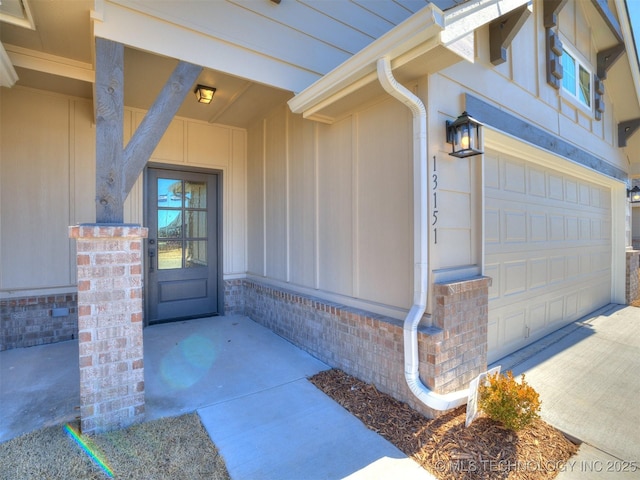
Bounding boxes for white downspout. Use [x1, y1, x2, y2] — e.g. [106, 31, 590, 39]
[376, 57, 468, 411]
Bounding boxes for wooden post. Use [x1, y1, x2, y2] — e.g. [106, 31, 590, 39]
[95, 38, 125, 223]
[93, 38, 202, 223]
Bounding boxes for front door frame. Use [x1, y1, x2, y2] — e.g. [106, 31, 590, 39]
[143, 163, 224, 326]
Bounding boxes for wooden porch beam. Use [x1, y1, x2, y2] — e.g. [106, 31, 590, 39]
[94, 37, 202, 223]
[597, 43, 625, 79]
[543, 0, 568, 29]
[489, 3, 532, 65]
[123, 61, 202, 195]
[618, 118, 640, 148]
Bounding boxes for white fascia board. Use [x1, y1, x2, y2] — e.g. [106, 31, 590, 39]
[0, 0, 35, 30]
[441, 0, 532, 46]
[0, 42, 19, 87]
[4, 44, 94, 83]
[441, 0, 532, 62]
[288, 0, 532, 118]
[615, 0, 640, 112]
[93, 1, 319, 93]
[288, 4, 445, 116]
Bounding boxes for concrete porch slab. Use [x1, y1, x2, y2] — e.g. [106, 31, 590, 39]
[1, 315, 434, 479]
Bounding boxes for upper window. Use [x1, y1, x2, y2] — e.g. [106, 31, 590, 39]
[561, 48, 591, 109]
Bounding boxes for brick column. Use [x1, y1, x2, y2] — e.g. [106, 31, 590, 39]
[626, 250, 640, 304]
[69, 224, 148, 434]
[425, 276, 492, 393]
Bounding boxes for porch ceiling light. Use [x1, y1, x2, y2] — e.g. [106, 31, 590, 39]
[194, 84, 216, 104]
[629, 185, 640, 203]
[446, 111, 483, 158]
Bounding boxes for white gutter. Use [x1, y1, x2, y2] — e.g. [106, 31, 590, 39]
[376, 57, 468, 411]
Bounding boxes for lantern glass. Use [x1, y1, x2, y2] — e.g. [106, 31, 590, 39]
[446, 111, 483, 158]
[194, 85, 216, 104]
[630, 186, 640, 203]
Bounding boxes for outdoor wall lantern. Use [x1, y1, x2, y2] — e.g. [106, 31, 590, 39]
[194, 84, 216, 104]
[628, 185, 640, 203]
[446, 111, 484, 158]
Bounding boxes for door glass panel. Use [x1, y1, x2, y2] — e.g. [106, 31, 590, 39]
[158, 240, 183, 269]
[185, 211, 207, 238]
[158, 210, 181, 238]
[158, 178, 183, 206]
[186, 240, 207, 268]
[186, 181, 206, 208]
[155, 177, 208, 270]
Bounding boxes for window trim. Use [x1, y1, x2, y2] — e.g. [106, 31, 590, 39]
[560, 44, 593, 111]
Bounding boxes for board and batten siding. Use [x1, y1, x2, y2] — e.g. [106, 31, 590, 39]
[423, 0, 629, 282]
[0, 86, 247, 297]
[434, 0, 625, 173]
[246, 99, 413, 317]
[123, 107, 248, 279]
[0, 87, 93, 293]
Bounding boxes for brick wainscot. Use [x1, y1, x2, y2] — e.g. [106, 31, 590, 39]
[234, 275, 491, 418]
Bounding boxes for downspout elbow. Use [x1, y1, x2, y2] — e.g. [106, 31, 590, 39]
[376, 56, 468, 412]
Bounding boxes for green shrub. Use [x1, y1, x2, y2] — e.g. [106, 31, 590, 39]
[478, 370, 541, 431]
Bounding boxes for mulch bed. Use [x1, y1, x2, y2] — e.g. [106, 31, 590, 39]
[309, 369, 578, 480]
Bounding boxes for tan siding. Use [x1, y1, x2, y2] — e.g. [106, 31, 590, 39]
[246, 120, 265, 277]
[356, 99, 412, 307]
[72, 99, 96, 225]
[245, 96, 415, 316]
[264, 107, 288, 282]
[317, 117, 354, 296]
[150, 117, 184, 164]
[0, 89, 72, 289]
[288, 113, 317, 288]
[1, 87, 248, 294]
[229, 129, 247, 276]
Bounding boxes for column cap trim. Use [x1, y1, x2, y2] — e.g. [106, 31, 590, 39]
[69, 224, 149, 239]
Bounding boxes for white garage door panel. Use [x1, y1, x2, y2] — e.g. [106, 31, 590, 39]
[485, 151, 612, 363]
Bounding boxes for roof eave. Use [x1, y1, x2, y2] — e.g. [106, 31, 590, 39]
[288, 0, 533, 122]
[616, 0, 640, 113]
[287, 3, 446, 120]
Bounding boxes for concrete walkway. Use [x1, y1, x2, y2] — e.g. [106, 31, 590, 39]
[2, 306, 639, 478]
[493, 304, 640, 479]
[1, 315, 432, 479]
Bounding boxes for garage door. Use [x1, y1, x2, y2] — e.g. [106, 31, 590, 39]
[485, 150, 612, 363]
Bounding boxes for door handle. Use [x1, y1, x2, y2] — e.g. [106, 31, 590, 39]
[149, 249, 155, 272]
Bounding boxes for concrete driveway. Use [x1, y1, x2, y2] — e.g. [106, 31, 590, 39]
[493, 304, 640, 479]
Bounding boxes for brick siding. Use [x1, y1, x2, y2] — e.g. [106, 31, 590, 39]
[69, 224, 147, 434]
[0, 294, 78, 351]
[228, 276, 490, 418]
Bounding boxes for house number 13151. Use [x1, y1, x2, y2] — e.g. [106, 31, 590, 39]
[432, 156, 438, 244]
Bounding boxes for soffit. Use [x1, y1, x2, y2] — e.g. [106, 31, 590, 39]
[1, 0, 457, 127]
